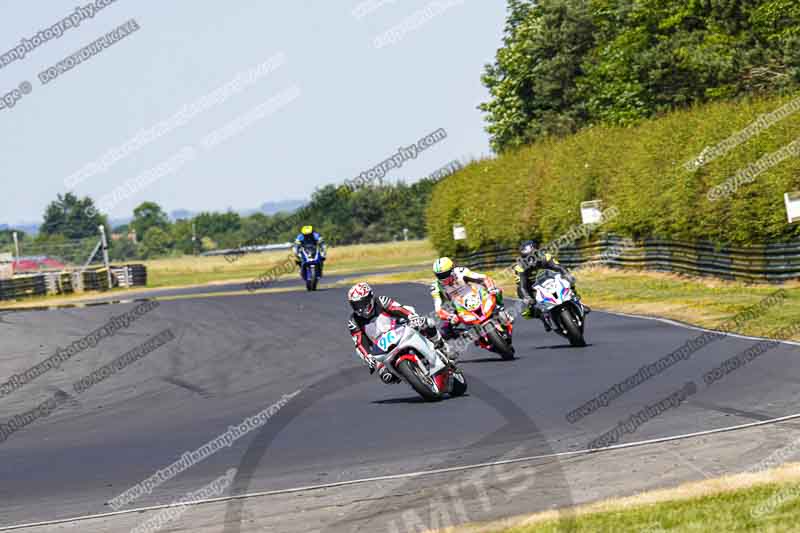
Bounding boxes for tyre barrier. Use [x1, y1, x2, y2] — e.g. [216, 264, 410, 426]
[0, 265, 148, 302]
[111, 264, 147, 288]
[0, 274, 47, 301]
[453, 235, 800, 283]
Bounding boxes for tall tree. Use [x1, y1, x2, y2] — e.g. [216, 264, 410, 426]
[41, 193, 106, 239]
[131, 202, 170, 239]
[481, 0, 800, 152]
[480, 0, 596, 153]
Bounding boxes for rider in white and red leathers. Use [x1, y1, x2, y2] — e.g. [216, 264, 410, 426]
[347, 282, 451, 383]
[430, 257, 503, 340]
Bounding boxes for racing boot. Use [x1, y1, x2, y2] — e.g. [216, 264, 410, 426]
[431, 329, 458, 363]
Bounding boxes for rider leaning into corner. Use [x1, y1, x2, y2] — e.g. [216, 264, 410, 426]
[430, 257, 503, 341]
[293, 225, 327, 275]
[514, 240, 590, 331]
[347, 282, 454, 384]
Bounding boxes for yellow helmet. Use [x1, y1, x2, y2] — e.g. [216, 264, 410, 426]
[433, 257, 455, 282]
[301, 225, 314, 236]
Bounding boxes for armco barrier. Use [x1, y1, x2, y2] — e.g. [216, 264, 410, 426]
[0, 264, 148, 301]
[453, 235, 800, 282]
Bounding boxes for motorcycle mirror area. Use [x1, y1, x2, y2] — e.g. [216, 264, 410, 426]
[221, 367, 577, 533]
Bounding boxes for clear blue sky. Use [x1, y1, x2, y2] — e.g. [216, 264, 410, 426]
[0, 0, 506, 224]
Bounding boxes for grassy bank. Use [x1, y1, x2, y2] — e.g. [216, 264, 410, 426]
[428, 92, 800, 256]
[443, 463, 800, 533]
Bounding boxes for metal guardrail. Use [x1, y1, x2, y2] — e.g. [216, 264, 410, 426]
[202, 242, 293, 257]
[454, 235, 800, 282]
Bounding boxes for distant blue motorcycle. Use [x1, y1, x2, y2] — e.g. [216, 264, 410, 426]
[299, 244, 322, 291]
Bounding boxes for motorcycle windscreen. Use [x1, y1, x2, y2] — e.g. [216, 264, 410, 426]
[302, 246, 318, 260]
[363, 314, 398, 347]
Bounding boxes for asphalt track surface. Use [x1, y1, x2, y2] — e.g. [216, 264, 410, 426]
[0, 279, 798, 531]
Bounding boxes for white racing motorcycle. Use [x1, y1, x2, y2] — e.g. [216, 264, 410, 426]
[363, 311, 467, 402]
[532, 269, 588, 346]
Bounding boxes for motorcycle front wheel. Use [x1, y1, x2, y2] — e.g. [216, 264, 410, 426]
[486, 327, 515, 360]
[305, 266, 318, 291]
[450, 369, 468, 397]
[559, 307, 586, 346]
[396, 359, 441, 402]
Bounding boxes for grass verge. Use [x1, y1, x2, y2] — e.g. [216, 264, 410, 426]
[141, 239, 436, 288]
[436, 463, 800, 533]
[0, 240, 437, 309]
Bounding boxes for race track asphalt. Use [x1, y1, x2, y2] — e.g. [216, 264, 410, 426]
[0, 280, 798, 530]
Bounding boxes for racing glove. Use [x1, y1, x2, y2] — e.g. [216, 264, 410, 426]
[408, 314, 426, 330]
[364, 355, 377, 374]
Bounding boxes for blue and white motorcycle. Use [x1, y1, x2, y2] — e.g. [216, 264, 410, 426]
[532, 269, 588, 346]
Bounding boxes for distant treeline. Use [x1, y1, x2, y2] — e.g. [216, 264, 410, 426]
[21, 174, 451, 262]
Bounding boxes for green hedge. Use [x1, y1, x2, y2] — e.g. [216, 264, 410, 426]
[428, 93, 800, 256]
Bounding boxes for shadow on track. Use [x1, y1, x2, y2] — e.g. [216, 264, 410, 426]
[221, 368, 577, 533]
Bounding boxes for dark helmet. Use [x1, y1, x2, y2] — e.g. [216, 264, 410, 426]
[519, 240, 538, 259]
